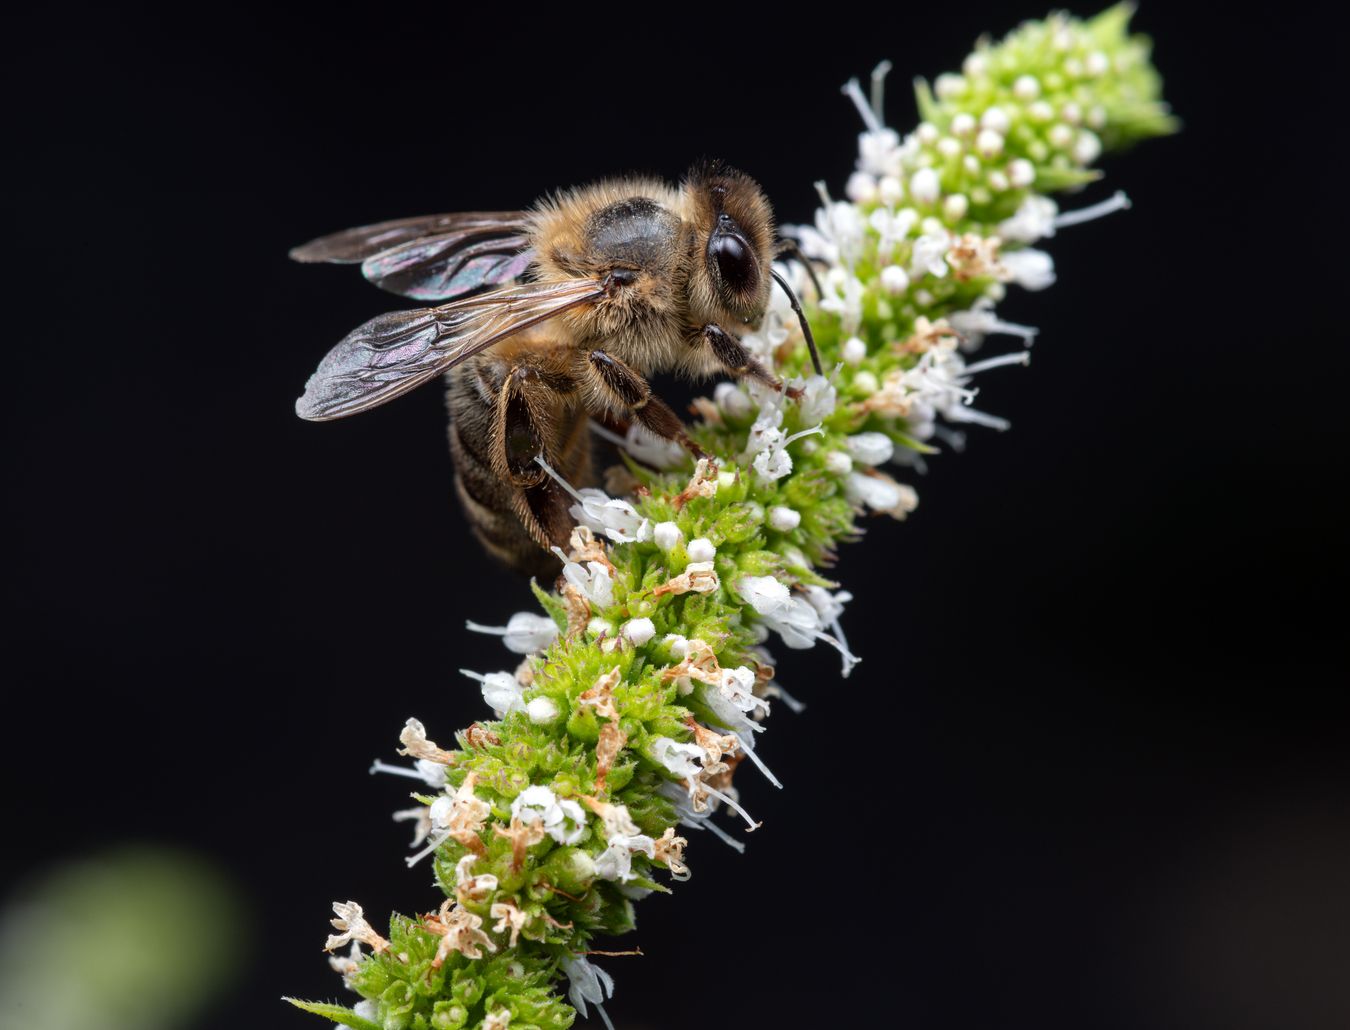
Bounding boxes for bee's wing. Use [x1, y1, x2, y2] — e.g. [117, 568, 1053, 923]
[296, 277, 603, 421]
[290, 212, 535, 302]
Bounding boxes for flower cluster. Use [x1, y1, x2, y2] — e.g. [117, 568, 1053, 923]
[288, 8, 1172, 1029]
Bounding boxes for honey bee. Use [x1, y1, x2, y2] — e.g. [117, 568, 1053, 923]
[292, 160, 821, 575]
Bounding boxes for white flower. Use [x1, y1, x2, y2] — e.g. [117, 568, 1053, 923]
[759, 595, 823, 649]
[662, 633, 690, 659]
[877, 175, 903, 206]
[975, 128, 1004, 159]
[1073, 129, 1102, 165]
[880, 264, 910, 295]
[510, 785, 559, 825]
[1001, 248, 1057, 290]
[560, 559, 614, 609]
[652, 521, 683, 552]
[909, 231, 951, 279]
[526, 696, 559, 724]
[746, 420, 824, 483]
[561, 955, 615, 1024]
[369, 755, 449, 789]
[948, 300, 1038, 349]
[620, 423, 685, 469]
[796, 374, 838, 423]
[535, 457, 650, 544]
[817, 267, 865, 332]
[549, 798, 587, 845]
[594, 833, 656, 883]
[465, 611, 558, 654]
[620, 617, 655, 646]
[998, 194, 1058, 243]
[461, 668, 523, 717]
[845, 432, 894, 465]
[1008, 158, 1036, 188]
[736, 575, 791, 616]
[718, 665, 768, 715]
[824, 450, 853, 475]
[858, 128, 902, 176]
[845, 170, 878, 202]
[570, 488, 651, 544]
[713, 381, 753, 419]
[768, 505, 801, 532]
[841, 337, 867, 365]
[845, 471, 919, 519]
[650, 736, 705, 779]
[686, 538, 716, 563]
[909, 167, 940, 205]
[980, 106, 1010, 134]
[812, 196, 867, 267]
[1013, 74, 1041, 100]
[354, 1001, 378, 1022]
[804, 586, 852, 623]
[656, 779, 746, 854]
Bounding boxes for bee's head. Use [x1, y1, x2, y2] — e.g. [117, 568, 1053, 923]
[682, 160, 775, 326]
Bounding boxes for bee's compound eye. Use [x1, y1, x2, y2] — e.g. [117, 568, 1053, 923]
[710, 233, 755, 292]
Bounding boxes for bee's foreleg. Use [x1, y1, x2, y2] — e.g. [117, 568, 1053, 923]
[584, 350, 708, 460]
[701, 324, 804, 400]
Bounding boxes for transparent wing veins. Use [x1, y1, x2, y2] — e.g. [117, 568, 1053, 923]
[295, 278, 603, 421]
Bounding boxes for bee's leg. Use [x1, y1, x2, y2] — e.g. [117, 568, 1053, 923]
[584, 350, 708, 460]
[702, 324, 805, 400]
[495, 360, 583, 550]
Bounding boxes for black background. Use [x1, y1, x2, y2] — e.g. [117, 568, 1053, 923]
[4, 5, 1345, 1030]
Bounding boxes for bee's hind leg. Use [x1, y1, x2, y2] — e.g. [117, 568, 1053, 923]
[495, 359, 586, 551]
[584, 350, 709, 460]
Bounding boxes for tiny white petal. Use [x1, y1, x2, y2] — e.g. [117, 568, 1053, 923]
[1013, 74, 1040, 101]
[845, 432, 895, 466]
[880, 265, 910, 295]
[620, 617, 656, 646]
[979, 106, 1010, 134]
[975, 129, 1004, 159]
[686, 538, 716, 563]
[824, 450, 854, 475]
[1008, 159, 1036, 189]
[909, 168, 940, 206]
[526, 696, 559, 724]
[653, 521, 683, 552]
[768, 505, 801, 532]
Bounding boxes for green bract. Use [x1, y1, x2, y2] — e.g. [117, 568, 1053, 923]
[290, 7, 1173, 1029]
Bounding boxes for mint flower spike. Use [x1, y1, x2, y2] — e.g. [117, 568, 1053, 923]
[289, 8, 1173, 1030]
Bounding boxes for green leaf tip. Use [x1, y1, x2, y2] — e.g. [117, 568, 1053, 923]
[284, 997, 382, 1030]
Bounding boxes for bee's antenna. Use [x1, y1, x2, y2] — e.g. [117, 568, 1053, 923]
[771, 268, 824, 377]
